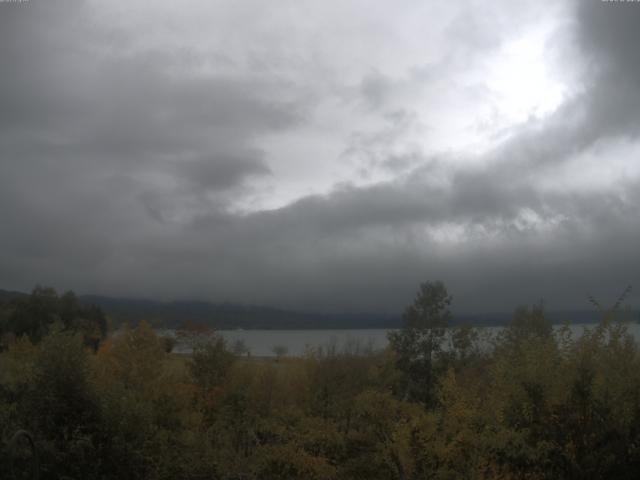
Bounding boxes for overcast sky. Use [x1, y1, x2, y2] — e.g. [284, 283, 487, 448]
[1, 0, 639, 314]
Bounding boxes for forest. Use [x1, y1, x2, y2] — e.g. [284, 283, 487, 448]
[2, 283, 640, 479]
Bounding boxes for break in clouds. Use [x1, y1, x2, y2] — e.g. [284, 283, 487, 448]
[1, 0, 639, 314]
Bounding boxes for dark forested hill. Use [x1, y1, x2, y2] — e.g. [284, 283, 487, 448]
[1, 288, 615, 330]
[78, 294, 401, 329]
[0, 288, 28, 302]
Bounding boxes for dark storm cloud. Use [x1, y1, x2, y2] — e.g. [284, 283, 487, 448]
[0, 1, 301, 293]
[0, 1, 301, 219]
[183, 177, 639, 313]
[1, 0, 640, 314]
[0, 1, 301, 162]
[179, 153, 271, 191]
[579, 1, 640, 81]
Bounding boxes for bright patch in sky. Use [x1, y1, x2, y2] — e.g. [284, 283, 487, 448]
[486, 30, 567, 124]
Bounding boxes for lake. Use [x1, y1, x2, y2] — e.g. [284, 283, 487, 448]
[160, 322, 640, 357]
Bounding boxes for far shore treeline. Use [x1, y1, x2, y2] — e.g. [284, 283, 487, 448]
[0, 287, 611, 331]
[2, 282, 640, 479]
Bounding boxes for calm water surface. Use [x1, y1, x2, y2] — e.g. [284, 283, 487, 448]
[161, 322, 640, 357]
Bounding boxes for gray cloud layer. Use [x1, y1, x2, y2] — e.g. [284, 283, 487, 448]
[1, 0, 639, 314]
